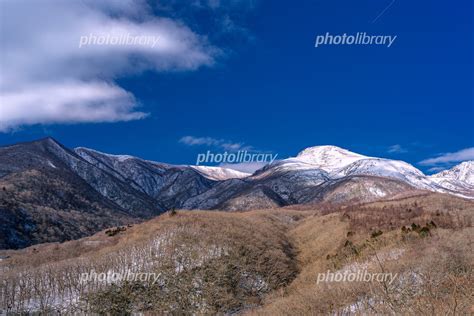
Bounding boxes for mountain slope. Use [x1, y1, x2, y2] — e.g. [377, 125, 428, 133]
[304, 175, 417, 204]
[332, 158, 437, 190]
[0, 138, 143, 249]
[75, 147, 218, 209]
[40, 139, 164, 216]
[2, 195, 472, 314]
[75, 147, 179, 197]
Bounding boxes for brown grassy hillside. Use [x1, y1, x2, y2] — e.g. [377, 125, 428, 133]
[1, 193, 473, 314]
[250, 193, 474, 315]
[0, 209, 308, 314]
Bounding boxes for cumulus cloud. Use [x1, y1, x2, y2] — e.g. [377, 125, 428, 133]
[419, 147, 474, 166]
[0, 0, 217, 131]
[179, 136, 252, 151]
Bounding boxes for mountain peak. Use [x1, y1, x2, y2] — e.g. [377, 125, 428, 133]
[431, 160, 474, 185]
[295, 145, 368, 171]
[297, 145, 367, 159]
[35, 136, 61, 145]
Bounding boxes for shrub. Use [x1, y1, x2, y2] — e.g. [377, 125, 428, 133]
[105, 226, 127, 237]
[370, 230, 383, 238]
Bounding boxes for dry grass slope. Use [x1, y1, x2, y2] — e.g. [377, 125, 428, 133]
[1, 192, 473, 315]
[249, 193, 474, 315]
[0, 209, 308, 314]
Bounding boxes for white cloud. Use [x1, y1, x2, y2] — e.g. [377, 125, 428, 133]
[387, 144, 408, 154]
[0, 0, 217, 131]
[179, 136, 252, 151]
[419, 147, 474, 166]
[0, 81, 147, 132]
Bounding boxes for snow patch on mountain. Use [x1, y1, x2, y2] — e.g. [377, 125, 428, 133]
[251, 158, 325, 179]
[76, 147, 153, 164]
[368, 186, 387, 197]
[191, 166, 250, 181]
[296, 145, 368, 172]
[47, 160, 57, 169]
[333, 158, 432, 189]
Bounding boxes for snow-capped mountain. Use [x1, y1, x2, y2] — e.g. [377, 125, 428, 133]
[230, 146, 423, 205]
[430, 161, 474, 185]
[74, 147, 218, 210]
[76, 147, 250, 182]
[73, 144, 473, 202]
[251, 145, 474, 199]
[2, 138, 473, 249]
[429, 161, 474, 194]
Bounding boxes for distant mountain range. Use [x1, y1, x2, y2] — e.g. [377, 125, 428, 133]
[1, 137, 472, 249]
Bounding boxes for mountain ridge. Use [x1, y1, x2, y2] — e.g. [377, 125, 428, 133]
[1, 138, 473, 249]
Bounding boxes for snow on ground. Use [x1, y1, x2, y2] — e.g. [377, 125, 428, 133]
[47, 160, 57, 168]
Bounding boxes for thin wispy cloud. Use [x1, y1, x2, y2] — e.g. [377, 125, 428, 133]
[179, 136, 253, 151]
[387, 144, 408, 154]
[179, 136, 222, 147]
[419, 147, 474, 166]
[427, 166, 446, 173]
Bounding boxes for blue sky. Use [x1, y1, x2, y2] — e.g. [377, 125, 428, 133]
[0, 0, 472, 173]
